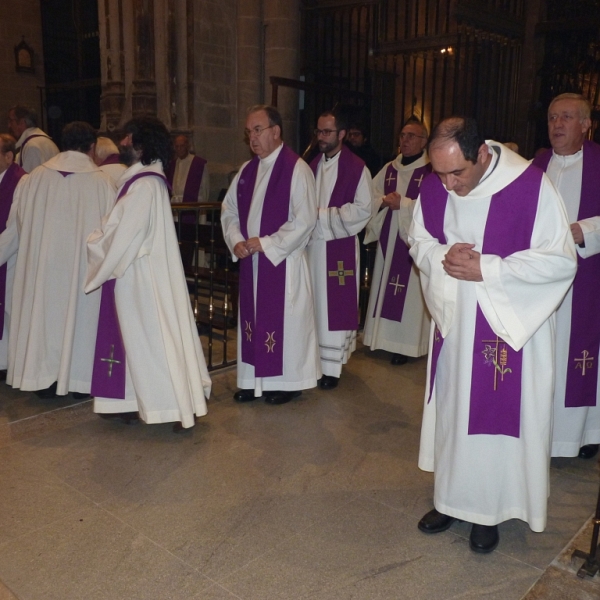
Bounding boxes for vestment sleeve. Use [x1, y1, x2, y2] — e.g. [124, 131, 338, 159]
[199, 166, 210, 202]
[408, 197, 456, 336]
[317, 167, 373, 241]
[576, 215, 600, 257]
[476, 176, 577, 350]
[220, 167, 247, 262]
[260, 160, 317, 267]
[84, 178, 156, 292]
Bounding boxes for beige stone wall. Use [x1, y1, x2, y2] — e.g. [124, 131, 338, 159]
[0, 0, 46, 134]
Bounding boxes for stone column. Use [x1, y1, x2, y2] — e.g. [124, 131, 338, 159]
[263, 0, 300, 150]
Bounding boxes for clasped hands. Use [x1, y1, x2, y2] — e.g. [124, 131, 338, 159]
[442, 243, 483, 282]
[234, 237, 263, 259]
[381, 191, 401, 211]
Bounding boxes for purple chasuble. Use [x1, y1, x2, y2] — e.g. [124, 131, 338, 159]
[17, 134, 50, 169]
[534, 141, 600, 408]
[237, 145, 297, 377]
[100, 154, 122, 166]
[421, 163, 542, 437]
[310, 146, 364, 331]
[90, 170, 169, 399]
[0, 163, 26, 338]
[375, 161, 432, 321]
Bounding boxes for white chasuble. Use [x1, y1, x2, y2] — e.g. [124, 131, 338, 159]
[363, 152, 431, 357]
[409, 143, 576, 531]
[86, 162, 211, 428]
[221, 144, 320, 394]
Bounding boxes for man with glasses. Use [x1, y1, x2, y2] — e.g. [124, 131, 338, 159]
[6, 105, 58, 173]
[363, 118, 431, 366]
[533, 93, 600, 460]
[221, 105, 320, 405]
[307, 110, 373, 390]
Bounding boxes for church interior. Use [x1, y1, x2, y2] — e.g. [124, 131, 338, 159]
[1, 0, 600, 598]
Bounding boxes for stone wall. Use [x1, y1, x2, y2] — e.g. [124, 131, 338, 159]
[0, 0, 45, 134]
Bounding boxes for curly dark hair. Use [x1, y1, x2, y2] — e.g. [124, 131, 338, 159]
[123, 117, 173, 166]
[62, 121, 97, 153]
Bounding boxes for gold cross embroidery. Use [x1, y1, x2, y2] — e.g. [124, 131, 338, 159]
[265, 332, 276, 353]
[575, 350, 594, 376]
[481, 335, 512, 391]
[100, 344, 121, 378]
[414, 173, 424, 186]
[388, 274, 405, 296]
[244, 320, 252, 342]
[328, 261, 354, 285]
[385, 172, 396, 187]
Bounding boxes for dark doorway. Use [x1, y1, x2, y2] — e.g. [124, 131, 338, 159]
[40, 0, 101, 147]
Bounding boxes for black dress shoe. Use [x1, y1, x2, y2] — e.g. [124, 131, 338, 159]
[319, 375, 339, 390]
[99, 412, 140, 425]
[391, 353, 408, 365]
[234, 389, 259, 402]
[0, 370, 7, 381]
[469, 524, 499, 553]
[34, 381, 58, 399]
[418, 509, 456, 533]
[264, 391, 302, 405]
[578, 444, 600, 459]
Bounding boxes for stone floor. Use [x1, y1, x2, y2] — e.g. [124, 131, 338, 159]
[0, 345, 598, 599]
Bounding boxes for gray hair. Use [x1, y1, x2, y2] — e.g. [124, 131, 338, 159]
[549, 93, 591, 121]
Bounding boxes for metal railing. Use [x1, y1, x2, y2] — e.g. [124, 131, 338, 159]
[171, 202, 237, 371]
[172, 202, 376, 372]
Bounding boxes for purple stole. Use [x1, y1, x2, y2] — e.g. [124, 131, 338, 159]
[534, 141, 600, 408]
[100, 154, 122, 166]
[17, 134, 50, 169]
[165, 155, 207, 224]
[310, 146, 364, 331]
[0, 163, 26, 338]
[374, 161, 432, 321]
[90, 171, 169, 399]
[421, 163, 542, 437]
[237, 145, 297, 377]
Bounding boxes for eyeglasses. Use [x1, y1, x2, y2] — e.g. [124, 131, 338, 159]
[244, 125, 273, 139]
[399, 132, 426, 141]
[314, 128, 338, 137]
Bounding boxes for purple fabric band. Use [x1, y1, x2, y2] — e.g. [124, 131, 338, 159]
[310, 146, 363, 331]
[376, 162, 431, 322]
[421, 163, 542, 437]
[17, 134, 49, 168]
[534, 141, 600, 408]
[419, 173, 448, 403]
[90, 170, 169, 399]
[468, 164, 541, 437]
[166, 155, 207, 223]
[237, 145, 297, 377]
[100, 154, 121, 166]
[0, 163, 26, 338]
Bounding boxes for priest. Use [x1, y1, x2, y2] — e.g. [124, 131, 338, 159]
[363, 118, 431, 366]
[533, 93, 600, 459]
[94, 136, 126, 185]
[166, 134, 209, 203]
[221, 105, 320, 405]
[7, 105, 59, 173]
[0, 122, 115, 398]
[0, 134, 26, 379]
[410, 117, 576, 554]
[307, 110, 372, 390]
[85, 117, 211, 431]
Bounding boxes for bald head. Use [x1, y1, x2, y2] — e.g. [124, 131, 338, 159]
[174, 135, 190, 160]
